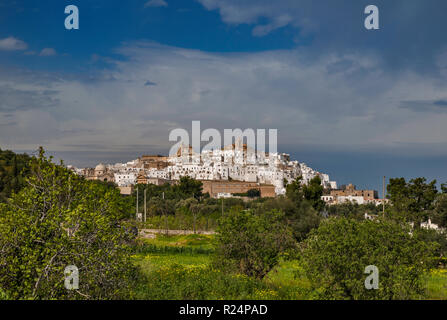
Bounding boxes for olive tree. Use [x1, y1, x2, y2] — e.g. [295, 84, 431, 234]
[0, 149, 138, 299]
[300, 217, 437, 299]
[214, 209, 296, 279]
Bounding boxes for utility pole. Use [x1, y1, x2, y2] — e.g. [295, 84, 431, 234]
[144, 188, 147, 223]
[382, 176, 386, 216]
[221, 198, 224, 216]
[136, 186, 139, 221]
[193, 193, 196, 234]
[162, 191, 168, 235]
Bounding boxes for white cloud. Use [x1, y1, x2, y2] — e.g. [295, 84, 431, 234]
[144, 0, 168, 8]
[1, 42, 447, 158]
[0, 37, 28, 51]
[39, 48, 57, 56]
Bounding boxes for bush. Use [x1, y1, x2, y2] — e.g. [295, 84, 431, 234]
[259, 197, 320, 242]
[214, 209, 296, 279]
[300, 217, 438, 299]
[0, 150, 138, 300]
[0, 287, 9, 300]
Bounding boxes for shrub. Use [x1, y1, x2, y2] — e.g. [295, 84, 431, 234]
[300, 217, 438, 299]
[0, 149, 138, 300]
[214, 209, 296, 279]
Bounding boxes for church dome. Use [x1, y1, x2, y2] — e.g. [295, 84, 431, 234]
[95, 163, 106, 172]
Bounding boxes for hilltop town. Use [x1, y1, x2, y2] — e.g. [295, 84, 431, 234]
[69, 141, 336, 197]
[68, 141, 386, 206]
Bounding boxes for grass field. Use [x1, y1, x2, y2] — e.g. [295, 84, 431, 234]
[132, 233, 447, 300]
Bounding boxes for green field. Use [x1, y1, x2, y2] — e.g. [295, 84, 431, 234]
[131, 234, 447, 300]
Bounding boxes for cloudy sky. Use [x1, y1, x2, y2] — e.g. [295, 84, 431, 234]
[1, 0, 447, 191]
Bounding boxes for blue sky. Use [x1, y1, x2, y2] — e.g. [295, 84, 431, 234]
[1, 0, 447, 191]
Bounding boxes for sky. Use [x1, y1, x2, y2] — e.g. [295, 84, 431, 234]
[1, 0, 447, 192]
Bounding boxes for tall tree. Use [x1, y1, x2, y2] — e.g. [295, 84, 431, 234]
[302, 176, 325, 212]
[301, 217, 437, 299]
[174, 176, 203, 200]
[387, 177, 438, 226]
[214, 209, 296, 279]
[0, 149, 137, 299]
[286, 176, 304, 203]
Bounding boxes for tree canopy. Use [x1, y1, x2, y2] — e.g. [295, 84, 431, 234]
[214, 209, 296, 279]
[0, 149, 138, 299]
[0, 148, 33, 201]
[300, 217, 437, 299]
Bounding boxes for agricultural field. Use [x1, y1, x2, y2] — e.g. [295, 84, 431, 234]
[131, 233, 447, 300]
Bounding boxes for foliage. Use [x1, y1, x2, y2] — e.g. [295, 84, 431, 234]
[302, 176, 325, 212]
[0, 287, 10, 300]
[300, 217, 438, 299]
[138, 234, 215, 249]
[133, 176, 203, 207]
[134, 263, 285, 300]
[387, 177, 438, 226]
[214, 209, 297, 279]
[257, 197, 320, 242]
[285, 176, 325, 212]
[433, 193, 447, 228]
[133, 243, 214, 255]
[141, 207, 221, 231]
[327, 202, 381, 220]
[232, 189, 261, 198]
[0, 148, 34, 201]
[441, 183, 447, 194]
[0, 148, 138, 299]
[174, 176, 204, 200]
[285, 176, 304, 203]
[247, 189, 261, 198]
[414, 227, 447, 262]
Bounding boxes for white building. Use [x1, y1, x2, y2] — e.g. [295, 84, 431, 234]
[114, 172, 137, 187]
[75, 142, 336, 196]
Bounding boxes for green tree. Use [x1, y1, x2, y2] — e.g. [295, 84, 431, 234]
[285, 176, 304, 203]
[0, 149, 138, 299]
[302, 176, 325, 212]
[300, 217, 437, 299]
[441, 183, 447, 194]
[174, 176, 203, 200]
[327, 202, 380, 220]
[387, 177, 438, 226]
[433, 193, 447, 228]
[260, 197, 320, 242]
[0, 148, 33, 201]
[246, 189, 261, 198]
[214, 209, 296, 279]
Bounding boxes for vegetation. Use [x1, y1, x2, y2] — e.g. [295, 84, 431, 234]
[131, 232, 447, 300]
[0, 148, 33, 201]
[232, 189, 261, 198]
[0, 148, 138, 299]
[300, 217, 437, 299]
[213, 209, 296, 279]
[1, 148, 447, 300]
[387, 177, 438, 226]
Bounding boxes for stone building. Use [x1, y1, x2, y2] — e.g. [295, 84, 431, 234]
[83, 163, 114, 182]
[330, 183, 378, 200]
[201, 180, 276, 198]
